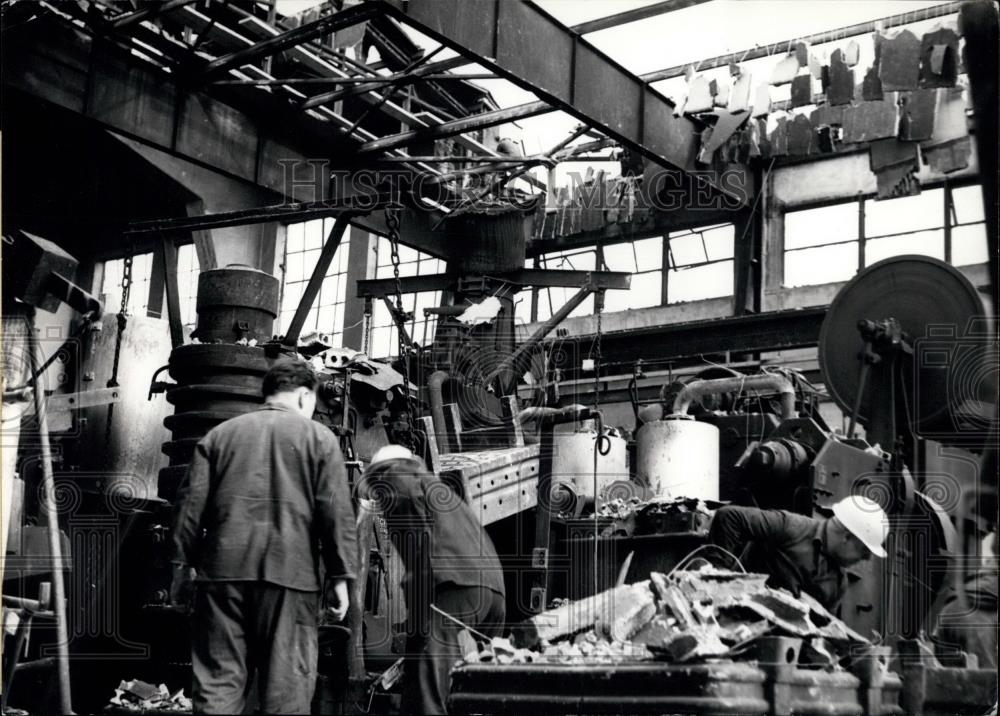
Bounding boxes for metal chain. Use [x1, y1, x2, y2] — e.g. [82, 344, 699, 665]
[362, 299, 373, 356]
[385, 208, 416, 452]
[105, 241, 135, 464]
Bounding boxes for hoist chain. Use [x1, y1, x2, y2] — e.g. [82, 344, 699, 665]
[385, 208, 416, 453]
[105, 241, 135, 460]
[593, 294, 603, 412]
[362, 299, 373, 356]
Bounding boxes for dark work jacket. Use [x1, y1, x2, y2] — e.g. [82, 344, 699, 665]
[709, 505, 843, 609]
[363, 459, 505, 605]
[171, 404, 357, 592]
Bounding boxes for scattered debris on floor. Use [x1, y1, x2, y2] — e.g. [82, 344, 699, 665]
[487, 566, 868, 669]
[107, 680, 192, 712]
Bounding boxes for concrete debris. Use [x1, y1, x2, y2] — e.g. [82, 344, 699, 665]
[656, 626, 730, 662]
[672, 568, 769, 604]
[720, 588, 816, 637]
[512, 583, 641, 648]
[505, 566, 867, 669]
[595, 581, 657, 643]
[108, 680, 192, 712]
[800, 637, 838, 668]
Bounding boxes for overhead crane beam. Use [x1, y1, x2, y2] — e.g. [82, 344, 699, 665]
[569, 0, 713, 35]
[374, 0, 750, 207]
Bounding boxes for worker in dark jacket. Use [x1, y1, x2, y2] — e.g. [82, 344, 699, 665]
[360, 445, 505, 715]
[708, 496, 888, 609]
[170, 360, 358, 714]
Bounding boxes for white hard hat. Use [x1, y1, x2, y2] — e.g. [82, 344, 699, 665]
[832, 496, 888, 558]
[370, 444, 414, 466]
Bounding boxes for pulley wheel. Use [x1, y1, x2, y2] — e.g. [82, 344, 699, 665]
[819, 255, 993, 439]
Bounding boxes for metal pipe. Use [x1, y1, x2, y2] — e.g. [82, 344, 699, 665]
[427, 371, 450, 454]
[672, 373, 796, 418]
[27, 317, 72, 715]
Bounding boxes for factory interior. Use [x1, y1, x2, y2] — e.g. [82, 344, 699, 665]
[1, 0, 998, 713]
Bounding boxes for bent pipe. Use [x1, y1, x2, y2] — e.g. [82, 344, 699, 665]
[427, 370, 451, 454]
[672, 373, 796, 419]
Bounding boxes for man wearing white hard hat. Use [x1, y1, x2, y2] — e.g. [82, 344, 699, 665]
[709, 495, 889, 609]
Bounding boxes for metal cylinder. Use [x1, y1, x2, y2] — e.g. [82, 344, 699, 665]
[636, 417, 720, 500]
[157, 343, 279, 501]
[193, 265, 279, 344]
[552, 429, 628, 504]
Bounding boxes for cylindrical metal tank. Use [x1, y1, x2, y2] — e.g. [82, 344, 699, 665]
[552, 428, 629, 507]
[636, 417, 719, 500]
[191, 264, 279, 344]
[158, 267, 285, 501]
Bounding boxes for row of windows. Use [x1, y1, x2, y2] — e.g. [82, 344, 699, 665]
[99, 183, 988, 358]
[522, 223, 738, 323]
[783, 184, 988, 287]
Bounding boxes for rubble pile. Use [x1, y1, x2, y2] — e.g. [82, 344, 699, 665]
[474, 566, 869, 668]
[106, 680, 192, 712]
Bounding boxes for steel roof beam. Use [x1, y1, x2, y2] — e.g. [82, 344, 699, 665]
[569, 0, 713, 35]
[201, 2, 379, 79]
[376, 0, 748, 206]
[358, 100, 550, 154]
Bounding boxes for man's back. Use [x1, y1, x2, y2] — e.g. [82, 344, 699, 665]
[172, 404, 357, 592]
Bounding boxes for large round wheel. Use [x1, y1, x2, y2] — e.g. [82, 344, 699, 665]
[818, 255, 993, 442]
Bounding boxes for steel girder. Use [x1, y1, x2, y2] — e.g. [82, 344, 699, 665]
[374, 0, 750, 207]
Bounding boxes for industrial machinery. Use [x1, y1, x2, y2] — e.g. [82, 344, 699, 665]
[450, 254, 996, 714]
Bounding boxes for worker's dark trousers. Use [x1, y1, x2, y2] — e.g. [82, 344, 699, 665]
[402, 584, 506, 716]
[190, 582, 320, 715]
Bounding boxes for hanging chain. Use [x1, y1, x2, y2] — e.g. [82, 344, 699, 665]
[104, 241, 135, 464]
[593, 293, 603, 413]
[362, 298, 373, 356]
[385, 207, 416, 452]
